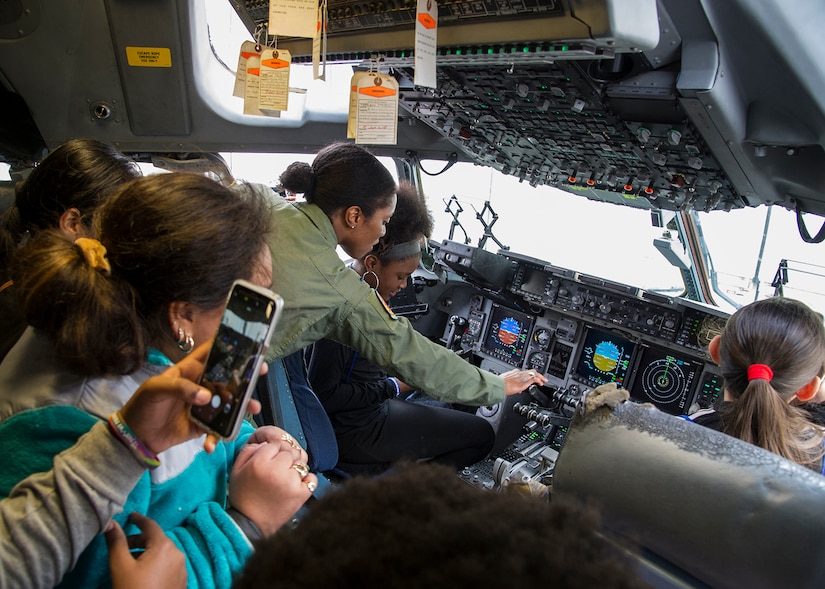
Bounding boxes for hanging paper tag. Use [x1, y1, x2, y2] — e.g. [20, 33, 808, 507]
[414, 0, 438, 89]
[347, 71, 369, 139]
[355, 73, 399, 145]
[233, 41, 261, 98]
[312, 0, 327, 80]
[259, 48, 292, 112]
[269, 0, 318, 38]
[243, 54, 280, 117]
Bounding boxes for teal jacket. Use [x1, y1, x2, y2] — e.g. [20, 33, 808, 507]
[0, 330, 256, 589]
[263, 193, 505, 406]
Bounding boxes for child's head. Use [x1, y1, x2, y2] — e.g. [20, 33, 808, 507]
[357, 180, 433, 302]
[710, 297, 825, 468]
[713, 297, 825, 402]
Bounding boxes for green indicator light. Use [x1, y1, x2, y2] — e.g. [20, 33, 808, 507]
[456, 49, 461, 55]
[488, 48, 494, 54]
[523, 46, 529, 53]
[561, 45, 569, 51]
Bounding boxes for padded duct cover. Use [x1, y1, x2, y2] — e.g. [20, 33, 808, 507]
[553, 401, 825, 589]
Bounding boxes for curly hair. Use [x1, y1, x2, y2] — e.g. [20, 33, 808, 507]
[372, 180, 433, 260]
[234, 462, 645, 589]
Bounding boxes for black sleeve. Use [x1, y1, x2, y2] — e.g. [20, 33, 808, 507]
[307, 338, 395, 414]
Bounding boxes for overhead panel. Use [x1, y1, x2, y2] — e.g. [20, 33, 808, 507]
[237, 0, 660, 61]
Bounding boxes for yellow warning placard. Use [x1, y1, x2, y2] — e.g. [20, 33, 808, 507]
[125, 47, 172, 67]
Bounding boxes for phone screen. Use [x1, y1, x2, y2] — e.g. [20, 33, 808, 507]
[190, 282, 280, 439]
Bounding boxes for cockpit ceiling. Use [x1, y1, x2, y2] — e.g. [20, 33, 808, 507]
[2, 0, 825, 218]
[235, 0, 825, 216]
[391, 61, 741, 214]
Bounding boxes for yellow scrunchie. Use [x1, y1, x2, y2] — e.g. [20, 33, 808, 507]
[75, 237, 112, 276]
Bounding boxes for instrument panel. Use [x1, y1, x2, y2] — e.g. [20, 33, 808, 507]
[429, 242, 730, 490]
[453, 249, 727, 415]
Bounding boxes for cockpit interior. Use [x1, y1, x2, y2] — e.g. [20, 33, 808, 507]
[3, 1, 825, 587]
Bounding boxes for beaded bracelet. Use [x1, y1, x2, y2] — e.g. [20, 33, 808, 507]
[107, 411, 161, 470]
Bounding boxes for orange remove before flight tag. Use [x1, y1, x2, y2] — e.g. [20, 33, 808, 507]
[359, 86, 397, 97]
[417, 13, 436, 28]
[261, 58, 290, 69]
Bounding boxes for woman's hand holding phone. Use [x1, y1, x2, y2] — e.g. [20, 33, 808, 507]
[189, 280, 282, 442]
[119, 340, 263, 455]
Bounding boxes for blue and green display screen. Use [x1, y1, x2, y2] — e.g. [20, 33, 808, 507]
[575, 327, 635, 386]
[481, 304, 534, 367]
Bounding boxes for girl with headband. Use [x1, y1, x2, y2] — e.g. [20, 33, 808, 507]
[307, 181, 495, 473]
[689, 297, 825, 472]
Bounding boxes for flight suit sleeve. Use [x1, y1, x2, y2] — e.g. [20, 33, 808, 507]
[331, 290, 506, 406]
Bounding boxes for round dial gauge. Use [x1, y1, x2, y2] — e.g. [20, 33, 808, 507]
[532, 328, 552, 350]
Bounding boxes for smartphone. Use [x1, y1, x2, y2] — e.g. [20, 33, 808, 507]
[189, 279, 283, 440]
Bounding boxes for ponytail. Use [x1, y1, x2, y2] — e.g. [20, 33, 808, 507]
[11, 230, 146, 375]
[723, 379, 823, 469]
[718, 297, 825, 471]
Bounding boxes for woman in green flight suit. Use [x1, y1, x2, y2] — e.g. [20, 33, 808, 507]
[257, 141, 546, 407]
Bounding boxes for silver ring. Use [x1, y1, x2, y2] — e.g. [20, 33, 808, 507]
[290, 462, 310, 478]
[305, 480, 317, 493]
[528, 371, 535, 377]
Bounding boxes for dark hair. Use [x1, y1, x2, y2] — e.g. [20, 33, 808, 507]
[234, 462, 644, 589]
[0, 138, 140, 269]
[718, 297, 825, 470]
[278, 142, 396, 218]
[372, 180, 433, 261]
[12, 173, 271, 376]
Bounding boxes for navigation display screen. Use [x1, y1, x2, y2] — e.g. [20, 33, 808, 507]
[574, 327, 635, 387]
[481, 304, 534, 367]
[629, 346, 702, 415]
[519, 267, 548, 297]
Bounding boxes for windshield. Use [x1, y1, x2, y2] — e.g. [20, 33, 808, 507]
[202, 0, 825, 317]
[418, 160, 685, 295]
[697, 206, 825, 316]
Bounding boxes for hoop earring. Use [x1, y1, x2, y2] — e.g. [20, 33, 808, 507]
[177, 327, 194, 353]
[361, 270, 379, 290]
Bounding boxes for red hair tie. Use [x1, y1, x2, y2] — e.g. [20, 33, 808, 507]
[747, 364, 774, 382]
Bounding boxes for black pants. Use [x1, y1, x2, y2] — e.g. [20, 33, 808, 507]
[337, 398, 495, 470]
